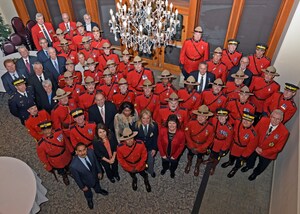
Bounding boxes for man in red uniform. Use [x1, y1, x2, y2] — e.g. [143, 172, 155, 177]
[202, 78, 227, 113]
[57, 39, 78, 65]
[134, 79, 160, 114]
[31, 13, 55, 50]
[207, 47, 228, 83]
[263, 83, 298, 124]
[79, 36, 99, 61]
[117, 49, 134, 78]
[221, 39, 242, 70]
[91, 26, 110, 52]
[248, 43, 271, 76]
[112, 78, 135, 109]
[25, 102, 51, 141]
[53, 28, 68, 52]
[72, 22, 93, 50]
[62, 71, 85, 103]
[225, 86, 256, 125]
[184, 105, 214, 176]
[224, 69, 248, 100]
[78, 76, 97, 113]
[179, 26, 209, 79]
[84, 58, 102, 83]
[37, 120, 73, 185]
[106, 59, 123, 84]
[51, 88, 77, 137]
[96, 69, 118, 101]
[117, 127, 151, 192]
[70, 108, 96, 149]
[221, 112, 258, 178]
[178, 76, 201, 116]
[249, 65, 280, 122]
[155, 70, 177, 105]
[58, 13, 77, 40]
[127, 56, 154, 95]
[156, 92, 189, 128]
[241, 109, 289, 180]
[98, 42, 120, 71]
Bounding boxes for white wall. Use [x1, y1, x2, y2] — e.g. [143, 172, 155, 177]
[269, 1, 300, 214]
[0, 0, 17, 25]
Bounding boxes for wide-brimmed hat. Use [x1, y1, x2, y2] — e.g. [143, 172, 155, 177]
[81, 36, 92, 44]
[101, 42, 111, 49]
[242, 111, 255, 122]
[158, 70, 176, 79]
[131, 56, 146, 64]
[122, 49, 132, 56]
[76, 22, 84, 28]
[92, 26, 103, 33]
[53, 88, 71, 100]
[285, 83, 299, 92]
[262, 66, 280, 76]
[194, 26, 203, 33]
[102, 69, 112, 77]
[184, 76, 199, 86]
[86, 58, 99, 66]
[54, 28, 66, 37]
[70, 108, 84, 118]
[239, 86, 254, 95]
[62, 71, 75, 80]
[140, 79, 156, 88]
[38, 120, 52, 130]
[106, 59, 116, 68]
[209, 78, 225, 87]
[65, 59, 74, 65]
[214, 47, 222, 55]
[216, 108, 229, 116]
[165, 92, 183, 102]
[118, 78, 128, 85]
[192, 105, 214, 116]
[84, 76, 96, 84]
[12, 78, 26, 86]
[228, 39, 239, 45]
[231, 69, 249, 79]
[58, 39, 71, 46]
[119, 127, 138, 141]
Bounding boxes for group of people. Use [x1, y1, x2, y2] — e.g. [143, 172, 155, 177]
[1, 11, 299, 209]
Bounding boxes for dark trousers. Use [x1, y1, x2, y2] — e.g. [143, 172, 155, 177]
[181, 68, 189, 80]
[100, 159, 119, 179]
[246, 152, 272, 175]
[162, 158, 179, 173]
[83, 180, 101, 202]
[129, 170, 148, 180]
[227, 154, 244, 168]
[187, 148, 205, 159]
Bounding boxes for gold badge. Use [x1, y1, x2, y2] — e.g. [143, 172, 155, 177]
[269, 142, 274, 147]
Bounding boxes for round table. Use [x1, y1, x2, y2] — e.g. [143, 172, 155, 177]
[0, 157, 37, 214]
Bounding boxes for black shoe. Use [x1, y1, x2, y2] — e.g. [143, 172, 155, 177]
[97, 188, 108, 196]
[221, 161, 233, 168]
[170, 172, 175, 178]
[151, 172, 156, 178]
[144, 179, 151, 192]
[248, 173, 258, 181]
[87, 201, 94, 209]
[62, 174, 70, 186]
[114, 175, 120, 181]
[109, 178, 115, 183]
[241, 166, 251, 173]
[132, 179, 138, 191]
[160, 169, 167, 175]
[227, 167, 238, 178]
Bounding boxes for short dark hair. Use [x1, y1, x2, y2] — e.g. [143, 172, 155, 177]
[119, 101, 135, 116]
[199, 61, 207, 67]
[75, 142, 86, 151]
[3, 59, 14, 67]
[166, 114, 180, 129]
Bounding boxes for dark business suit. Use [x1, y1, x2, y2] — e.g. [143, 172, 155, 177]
[189, 70, 215, 92]
[70, 149, 104, 202]
[1, 70, 28, 95]
[84, 22, 99, 32]
[88, 101, 117, 132]
[44, 56, 66, 82]
[15, 56, 39, 76]
[37, 90, 57, 114]
[27, 71, 57, 110]
[131, 121, 159, 175]
[227, 65, 253, 86]
[37, 49, 50, 64]
[92, 132, 119, 180]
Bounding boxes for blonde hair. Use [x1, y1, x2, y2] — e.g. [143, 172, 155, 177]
[135, 109, 154, 128]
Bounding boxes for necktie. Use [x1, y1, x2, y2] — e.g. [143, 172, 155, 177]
[143, 125, 148, 136]
[84, 157, 92, 171]
[100, 107, 105, 122]
[54, 60, 59, 74]
[45, 50, 49, 58]
[41, 25, 52, 45]
[66, 23, 70, 32]
[24, 92, 28, 97]
[12, 74, 17, 80]
[39, 76, 43, 82]
[25, 59, 31, 73]
[267, 126, 273, 136]
[198, 75, 204, 92]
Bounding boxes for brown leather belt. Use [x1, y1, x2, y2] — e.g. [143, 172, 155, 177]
[125, 157, 141, 164]
[185, 53, 202, 62]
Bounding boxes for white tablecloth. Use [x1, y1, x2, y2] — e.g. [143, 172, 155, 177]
[0, 51, 37, 92]
[0, 157, 48, 214]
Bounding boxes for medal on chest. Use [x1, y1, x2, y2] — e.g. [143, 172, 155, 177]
[57, 134, 63, 142]
[269, 142, 274, 147]
[88, 128, 93, 135]
[280, 103, 287, 110]
[220, 130, 228, 137]
[142, 75, 148, 80]
[244, 133, 249, 140]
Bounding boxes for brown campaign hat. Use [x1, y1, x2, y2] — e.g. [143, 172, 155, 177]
[239, 86, 254, 95]
[92, 26, 103, 33]
[12, 78, 26, 86]
[101, 42, 111, 49]
[76, 21, 84, 28]
[38, 120, 52, 129]
[140, 79, 156, 88]
[210, 78, 225, 87]
[285, 83, 299, 92]
[184, 76, 199, 86]
[122, 49, 132, 56]
[84, 76, 96, 84]
[118, 78, 128, 85]
[81, 36, 92, 44]
[214, 47, 223, 54]
[158, 70, 176, 79]
[62, 71, 75, 80]
[102, 69, 112, 77]
[65, 59, 74, 65]
[58, 39, 71, 46]
[70, 108, 84, 118]
[119, 127, 138, 141]
[242, 111, 255, 122]
[86, 58, 99, 66]
[262, 66, 280, 76]
[228, 39, 240, 45]
[55, 28, 66, 36]
[165, 92, 183, 102]
[106, 59, 116, 68]
[192, 105, 214, 116]
[231, 69, 249, 79]
[53, 88, 71, 100]
[194, 26, 203, 33]
[131, 56, 146, 64]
